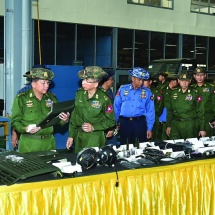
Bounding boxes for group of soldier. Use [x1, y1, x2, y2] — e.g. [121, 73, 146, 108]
[147, 67, 215, 142]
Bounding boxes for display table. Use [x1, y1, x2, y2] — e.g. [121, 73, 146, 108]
[0, 158, 215, 215]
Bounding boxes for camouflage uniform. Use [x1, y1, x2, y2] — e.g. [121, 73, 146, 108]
[68, 66, 116, 152]
[192, 67, 215, 137]
[11, 68, 59, 153]
[167, 73, 205, 140]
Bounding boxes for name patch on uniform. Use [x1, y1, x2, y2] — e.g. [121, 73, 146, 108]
[45, 99, 53, 108]
[106, 105, 113, 113]
[185, 94, 192, 101]
[91, 101, 101, 109]
[26, 100, 34, 108]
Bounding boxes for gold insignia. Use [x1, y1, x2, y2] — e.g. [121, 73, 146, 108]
[197, 69, 200, 73]
[30, 93, 32, 97]
[183, 74, 186, 79]
[44, 72, 48, 77]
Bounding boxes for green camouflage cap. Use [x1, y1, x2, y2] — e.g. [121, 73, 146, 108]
[78, 66, 107, 79]
[24, 68, 54, 80]
[179, 72, 192, 81]
[166, 74, 178, 81]
[194, 67, 205, 74]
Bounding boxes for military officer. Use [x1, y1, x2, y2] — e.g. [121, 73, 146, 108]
[192, 67, 215, 137]
[114, 67, 155, 145]
[166, 72, 206, 140]
[66, 66, 116, 153]
[157, 71, 169, 90]
[160, 74, 179, 140]
[143, 76, 163, 141]
[11, 68, 70, 153]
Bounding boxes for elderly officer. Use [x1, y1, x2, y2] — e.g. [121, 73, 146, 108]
[192, 67, 215, 137]
[166, 72, 206, 140]
[66, 66, 116, 152]
[11, 68, 70, 153]
[114, 67, 155, 145]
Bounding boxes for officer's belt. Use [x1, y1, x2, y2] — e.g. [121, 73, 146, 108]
[174, 117, 196, 122]
[23, 134, 53, 139]
[120, 116, 146, 121]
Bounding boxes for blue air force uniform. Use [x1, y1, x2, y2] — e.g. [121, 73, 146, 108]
[114, 79, 155, 145]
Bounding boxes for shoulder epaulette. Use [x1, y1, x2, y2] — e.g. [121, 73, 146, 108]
[17, 92, 26, 97]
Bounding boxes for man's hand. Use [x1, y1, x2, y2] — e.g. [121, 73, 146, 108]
[166, 127, 171, 136]
[147, 130, 152, 139]
[199, 131, 206, 137]
[66, 137, 74, 150]
[12, 129, 18, 148]
[82, 122, 94, 132]
[106, 130, 114, 138]
[59, 112, 70, 122]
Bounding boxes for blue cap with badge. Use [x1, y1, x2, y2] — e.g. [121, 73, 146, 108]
[129, 67, 150, 80]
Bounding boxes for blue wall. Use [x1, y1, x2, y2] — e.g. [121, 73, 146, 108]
[46, 65, 83, 149]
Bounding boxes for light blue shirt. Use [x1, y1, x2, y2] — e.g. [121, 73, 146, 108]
[114, 84, 155, 131]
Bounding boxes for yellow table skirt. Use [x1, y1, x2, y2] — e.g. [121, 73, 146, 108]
[0, 159, 215, 215]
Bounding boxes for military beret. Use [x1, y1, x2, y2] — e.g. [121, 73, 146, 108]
[178, 72, 192, 81]
[194, 67, 205, 74]
[166, 74, 178, 81]
[129, 67, 150, 80]
[24, 68, 54, 80]
[78, 66, 107, 79]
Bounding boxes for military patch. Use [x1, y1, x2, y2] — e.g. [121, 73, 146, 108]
[140, 90, 146, 98]
[91, 101, 101, 109]
[203, 88, 209, 92]
[45, 99, 53, 107]
[26, 100, 34, 108]
[197, 96, 202, 102]
[185, 94, 192, 101]
[106, 105, 113, 113]
[157, 95, 162, 101]
[124, 90, 129, 96]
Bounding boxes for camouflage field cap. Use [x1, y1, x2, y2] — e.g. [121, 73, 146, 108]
[194, 67, 205, 74]
[158, 71, 169, 77]
[129, 67, 150, 80]
[167, 74, 178, 81]
[24, 68, 54, 80]
[78, 66, 107, 79]
[179, 72, 192, 81]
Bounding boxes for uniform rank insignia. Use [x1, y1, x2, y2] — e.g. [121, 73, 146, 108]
[91, 101, 101, 109]
[26, 100, 34, 107]
[124, 90, 128, 96]
[106, 105, 113, 113]
[186, 94, 192, 101]
[45, 99, 53, 107]
[140, 90, 146, 98]
[203, 88, 209, 92]
[197, 96, 202, 102]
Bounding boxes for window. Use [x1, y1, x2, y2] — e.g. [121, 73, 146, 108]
[128, 0, 173, 9]
[191, 0, 215, 14]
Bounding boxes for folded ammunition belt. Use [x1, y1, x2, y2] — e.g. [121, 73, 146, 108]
[175, 118, 196, 122]
[120, 116, 146, 121]
[23, 134, 52, 139]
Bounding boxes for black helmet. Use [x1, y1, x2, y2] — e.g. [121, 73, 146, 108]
[76, 148, 98, 170]
[97, 145, 117, 167]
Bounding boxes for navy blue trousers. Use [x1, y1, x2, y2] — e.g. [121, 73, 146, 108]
[119, 117, 147, 145]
